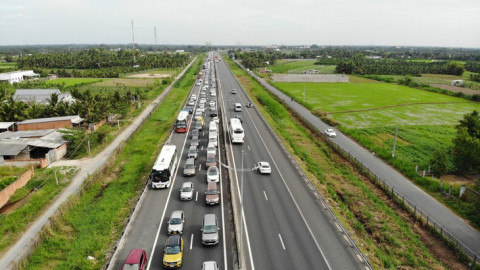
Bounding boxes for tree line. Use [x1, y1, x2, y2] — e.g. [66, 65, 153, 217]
[335, 56, 464, 76]
[16, 49, 190, 76]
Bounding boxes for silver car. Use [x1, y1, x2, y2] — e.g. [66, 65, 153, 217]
[183, 158, 196, 176]
[167, 210, 185, 234]
[201, 214, 219, 245]
[180, 182, 194, 200]
[207, 166, 219, 183]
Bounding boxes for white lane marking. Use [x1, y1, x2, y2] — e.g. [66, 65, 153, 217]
[199, 164, 202, 171]
[190, 234, 194, 250]
[263, 191, 268, 201]
[218, 60, 253, 270]
[195, 191, 198, 202]
[225, 56, 333, 270]
[201, 145, 204, 151]
[248, 145, 250, 151]
[278, 234, 286, 250]
[216, 61, 229, 270]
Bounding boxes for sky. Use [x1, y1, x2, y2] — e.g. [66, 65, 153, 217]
[1, 0, 480, 48]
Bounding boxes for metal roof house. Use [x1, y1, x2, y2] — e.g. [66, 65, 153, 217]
[0, 70, 39, 84]
[0, 122, 15, 132]
[13, 89, 76, 105]
[0, 129, 68, 167]
[17, 115, 83, 131]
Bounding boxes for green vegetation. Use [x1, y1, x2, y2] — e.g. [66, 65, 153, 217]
[224, 55, 445, 269]
[45, 78, 105, 87]
[0, 167, 75, 254]
[269, 59, 336, 74]
[22, 57, 201, 269]
[0, 166, 30, 191]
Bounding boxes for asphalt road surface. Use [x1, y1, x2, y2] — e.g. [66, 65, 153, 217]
[240, 60, 480, 261]
[109, 57, 232, 269]
[216, 53, 364, 270]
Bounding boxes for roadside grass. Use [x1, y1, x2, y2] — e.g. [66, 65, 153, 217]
[44, 78, 105, 87]
[270, 59, 336, 74]
[21, 57, 201, 270]
[0, 167, 76, 255]
[224, 56, 446, 269]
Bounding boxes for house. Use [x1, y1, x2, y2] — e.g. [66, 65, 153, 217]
[17, 115, 83, 131]
[0, 129, 68, 167]
[0, 70, 40, 84]
[13, 89, 76, 105]
[0, 122, 15, 132]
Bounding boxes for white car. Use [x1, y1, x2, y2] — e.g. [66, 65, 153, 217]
[256, 161, 272, 174]
[187, 100, 195, 106]
[191, 94, 197, 101]
[209, 101, 215, 107]
[167, 210, 185, 234]
[324, 129, 337, 138]
[207, 166, 219, 183]
[212, 117, 219, 124]
[202, 261, 219, 270]
[180, 182, 194, 200]
[200, 98, 207, 104]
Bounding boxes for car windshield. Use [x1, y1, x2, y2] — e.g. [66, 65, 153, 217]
[205, 190, 218, 195]
[192, 130, 199, 135]
[165, 245, 180, 254]
[123, 264, 140, 270]
[207, 157, 215, 162]
[204, 225, 217, 233]
[261, 164, 269, 168]
[185, 164, 194, 169]
[181, 186, 192, 192]
[188, 149, 196, 153]
[170, 218, 182, 225]
[208, 169, 217, 176]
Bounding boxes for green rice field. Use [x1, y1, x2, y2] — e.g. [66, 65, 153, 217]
[270, 59, 336, 74]
[273, 82, 480, 128]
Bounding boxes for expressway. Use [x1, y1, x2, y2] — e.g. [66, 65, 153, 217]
[215, 53, 364, 270]
[110, 56, 232, 269]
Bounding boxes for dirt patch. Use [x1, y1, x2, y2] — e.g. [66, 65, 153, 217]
[127, 73, 170, 78]
[440, 174, 477, 186]
[431, 84, 480, 96]
[373, 132, 411, 147]
[94, 78, 157, 87]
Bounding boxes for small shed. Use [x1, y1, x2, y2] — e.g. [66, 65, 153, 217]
[17, 115, 83, 131]
[451, 80, 465, 86]
[0, 122, 15, 132]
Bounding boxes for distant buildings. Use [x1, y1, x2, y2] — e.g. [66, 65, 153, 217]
[13, 89, 76, 105]
[0, 70, 40, 84]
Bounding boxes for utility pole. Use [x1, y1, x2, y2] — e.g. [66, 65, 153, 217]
[154, 26, 158, 52]
[392, 126, 398, 158]
[131, 20, 136, 64]
[303, 86, 306, 103]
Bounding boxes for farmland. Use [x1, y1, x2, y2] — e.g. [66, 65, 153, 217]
[45, 78, 105, 87]
[270, 59, 336, 74]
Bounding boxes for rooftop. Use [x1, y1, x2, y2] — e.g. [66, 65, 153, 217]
[18, 115, 83, 125]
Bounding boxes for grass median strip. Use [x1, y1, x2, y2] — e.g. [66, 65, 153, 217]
[21, 57, 202, 270]
[224, 56, 454, 269]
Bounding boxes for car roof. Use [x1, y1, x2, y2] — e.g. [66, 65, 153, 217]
[182, 182, 193, 188]
[203, 261, 217, 270]
[125, 249, 145, 264]
[208, 166, 218, 171]
[167, 234, 181, 245]
[259, 161, 269, 166]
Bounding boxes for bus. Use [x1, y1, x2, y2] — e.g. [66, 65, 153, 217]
[229, 118, 244, 143]
[175, 110, 190, 133]
[150, 145, 178, 189]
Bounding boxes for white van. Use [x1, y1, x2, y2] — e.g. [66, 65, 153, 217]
[209, 131, 218, 147]
[209, 122, 218, 133]
[234, 103, 242, 112]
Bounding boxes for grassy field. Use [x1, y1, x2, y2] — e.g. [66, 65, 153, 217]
[270, 59, 336, 74]
[224, 55, 449, 269]
[45, 78, 105, 87]
[0, 167, 75, 255]
[22, 58, 201, 269]
[92, 78, 158, 87]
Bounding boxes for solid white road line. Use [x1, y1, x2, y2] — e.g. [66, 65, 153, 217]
[278, 234, 286, 250]
[263, 191, 268, 201]
[190, 234, 194, 250]
[248, 145, 250, 151]
[195, 191, 198, 202]
[199, 164, 202, 171]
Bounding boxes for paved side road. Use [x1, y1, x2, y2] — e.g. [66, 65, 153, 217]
[235, 60, 480, 261]
[0, 58, 196, 270]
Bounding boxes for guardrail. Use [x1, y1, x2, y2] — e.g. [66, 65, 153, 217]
[227, 57, 373, 270]
[234, 58, 480, 269]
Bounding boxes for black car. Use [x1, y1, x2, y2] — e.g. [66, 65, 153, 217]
[210, 110, 218, 117]
[185, 106, 193, 114]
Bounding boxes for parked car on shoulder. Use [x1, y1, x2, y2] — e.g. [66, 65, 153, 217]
[324, 128, 336, 138]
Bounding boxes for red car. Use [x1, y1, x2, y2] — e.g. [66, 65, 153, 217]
[121, 249, 147, 270]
